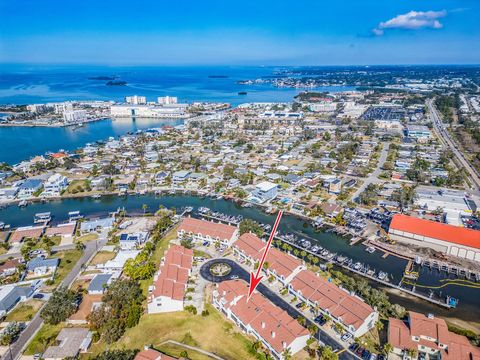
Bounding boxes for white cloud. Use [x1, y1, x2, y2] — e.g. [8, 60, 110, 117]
[373, 10, 447, 36]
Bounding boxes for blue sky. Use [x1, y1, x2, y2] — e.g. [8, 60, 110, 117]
[0, 0, 479, 65]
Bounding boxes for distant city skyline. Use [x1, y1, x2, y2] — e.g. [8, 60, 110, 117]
[0, 0, 479, 65]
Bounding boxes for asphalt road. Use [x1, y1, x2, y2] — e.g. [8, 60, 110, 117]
[3, 237, 107, 360]
[427, 99, 480, 191]
[200, 258, 358, 360]
[351, 142, 389, 202]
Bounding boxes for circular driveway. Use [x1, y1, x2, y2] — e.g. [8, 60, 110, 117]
[200, 258, 250, 283]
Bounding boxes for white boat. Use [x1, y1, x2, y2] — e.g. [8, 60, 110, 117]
[68, 210, 83, 221]
[34, 212, 51, 224]
[378, 271, 388, 281]
[365, 246, 376, 254]
[92, 194, 101, 199]
[18, 200, 28, 208]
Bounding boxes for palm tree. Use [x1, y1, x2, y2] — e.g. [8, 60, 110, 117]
[312, 256, 319, 267]
[293, 249, 300, 257]
[282, 347, 292, 360]
[142, 204, 148, 215]
[300, 250, 307, 259]
[383, 343, 393, 356]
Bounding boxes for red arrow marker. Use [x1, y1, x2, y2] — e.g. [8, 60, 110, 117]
[247, 210, 283, 301]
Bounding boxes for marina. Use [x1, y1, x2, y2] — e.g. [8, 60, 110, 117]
[0, 193, 479, 319]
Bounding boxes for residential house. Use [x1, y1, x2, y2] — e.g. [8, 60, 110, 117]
[0, 284, 34, 316]
[288, 270, 378, 337]
[388, 312, 480, 360]
[232, 233, 305, 286]
[87, 273, 113, 294]
[148, 245, 193, 313]
[177, 217, 238, 246]
[43, 174, 69, 196]
[18, 179, 43, 198]
[80, 217, 115, 233]
[26, 257, 59, 278]
[251, 181, 278, 203]
[172, 171, 190, 185]
[42, 328, 92, 360]
[119, 232, 149, 250]
[67, 294, 103, 324]
[213, 280, 309, 360]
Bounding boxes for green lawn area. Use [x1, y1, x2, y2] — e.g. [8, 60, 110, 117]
[5, 300, 43, 322]
[139, 225, 178, 296]
[51, 249, 83, 287]
[76, 233, 99, 243]
[64, 180, 90, 195]
[24, 323, 64, 355]
[155, 343, 212, 360]
[89, 304, 259, 360]
[193, 249, 211, 259]
[89, 251, 116, 266]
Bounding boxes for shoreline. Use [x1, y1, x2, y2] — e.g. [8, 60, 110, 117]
[0, 117, 110, 128]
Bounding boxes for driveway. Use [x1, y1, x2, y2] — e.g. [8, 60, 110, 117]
[200, 259, 357, 360]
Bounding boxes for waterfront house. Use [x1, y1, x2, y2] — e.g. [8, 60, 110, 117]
[288, 270, 378, 337]
[212, 280, 309, 360]
[17, 179, 43, 198]
[250, 181, 278, 203]
[119, 232, 148, 250]
[97, 250, 139, 272]
[232, 233, 305, 286]
[177, 217, 238, 246]
[80, 217, 115, 233]
[9, 226, 45, 244]
[388, 312, 480, 360]
[172, 170, 191, 185]
[155, 171, 169, 184]
[43, 173, 69, 196]
[45, 222, 76, 242]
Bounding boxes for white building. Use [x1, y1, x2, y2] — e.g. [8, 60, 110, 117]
[43, 174, 69, 196]
[63, 110, 87, 123]
[147, 245, 193, 314]
[157, 96, 178, 105]
[213, 280, 309, 360]
[309, 102, 337, 113]
[110, 105, 186, 118]
[251, 181, 278, 203]
[125, 95, 147, 105]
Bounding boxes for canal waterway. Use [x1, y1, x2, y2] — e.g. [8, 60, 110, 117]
[0, 193, 478, 324]
[0, 117, 183, 164]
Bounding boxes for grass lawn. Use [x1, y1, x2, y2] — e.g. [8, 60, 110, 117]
[89, 251, 116, 266]
[64, 180, 90, 195]
[89, 304, 259, 360]
[51, 249, 83, 287]
[155, 343, 212, 360]
[358, 328, 382, 354]
[193, 249, 211, 259]
[5, 300, 43, 322]
[24, 323, 64, 355]
[76, 233, 99, 243]
[139, 226, 178, 296]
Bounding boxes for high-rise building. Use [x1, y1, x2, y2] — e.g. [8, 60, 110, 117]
[157, 96, 178, 105]
[125, 95, 147, 105]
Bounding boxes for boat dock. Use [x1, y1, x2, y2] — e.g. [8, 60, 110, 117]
[417, 257, 480, 282]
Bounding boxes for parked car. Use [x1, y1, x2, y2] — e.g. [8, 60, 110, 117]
[295, 302, 304, 309]
[349, 343, 359, 352]
[369, 354, 377, 360]
[230, 275, 239, 280]
[33, 293, 44, 299]
[341, 333, 353, 342]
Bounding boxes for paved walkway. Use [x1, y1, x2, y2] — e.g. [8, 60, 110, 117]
[159, 340, 225, 360]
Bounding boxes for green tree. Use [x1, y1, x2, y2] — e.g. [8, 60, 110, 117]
[239, 219, 264, 237]
[319, 345, 338, 360]
[41, 287, 79, 325]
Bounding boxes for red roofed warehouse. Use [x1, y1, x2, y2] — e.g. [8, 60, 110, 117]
[213, 280, 309, 360]
[288, 270, 378, 337]
[147, 244, 193, 314]
[232, 233, 305, 285]
[177, 217, 238, 246]
[388, 311, 480, 360]
[388, 214, 480, 262]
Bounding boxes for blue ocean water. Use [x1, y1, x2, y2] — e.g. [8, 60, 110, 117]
[0, 65, 354, 163]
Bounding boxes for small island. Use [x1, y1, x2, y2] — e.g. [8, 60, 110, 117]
[88, 76, 116, 81]
[106, 80, 127, 86]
